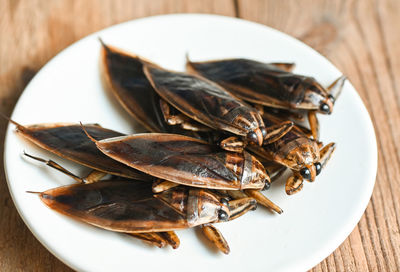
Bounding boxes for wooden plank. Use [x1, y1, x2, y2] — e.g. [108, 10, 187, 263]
[236, 0, 400, 271]
[0, 1, 235, 271]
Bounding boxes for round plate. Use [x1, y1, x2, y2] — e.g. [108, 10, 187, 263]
[4, 14, 377, 272]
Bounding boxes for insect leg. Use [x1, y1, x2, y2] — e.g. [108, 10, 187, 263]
[291, 123, 313, 138]
[23, 152, 85, 184]
[244, 189, 283, 214]
[268, 62, 296, 72]
[319, 142, 336, 169]
[263, 121, 294, 144]
[227, 197, 257, 220]
[152, 179, 180, 193]
[24, 152, 108, 184]
[327, 76, 346, 103]
[127, 233, 168, 248]
[220, 136, 245, 152]
[85, 170, 108, 183]
[225, 190, 276, 218]
[159, 231, 180, 249]
[285, 174, 304, 195]
[308, 110, 320, 140]
[201, 225, 230, 254]
[159, 99, 210, 131]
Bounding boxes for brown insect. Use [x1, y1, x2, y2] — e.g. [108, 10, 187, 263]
[100, 41, 168, 133]
[30, 179, 256, 254]
[249, 112, 335, 194]
[100, 42, 292, 152]
[186, 57, 346, 140]
[23, 149, 184, 249]
[82, 129, 282, 213]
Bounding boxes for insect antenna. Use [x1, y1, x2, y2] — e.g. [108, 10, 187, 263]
[23, 151, 85, 184]
[26, 191, 41, 194]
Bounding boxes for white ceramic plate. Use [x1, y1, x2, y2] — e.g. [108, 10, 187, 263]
[4, 14, 377, 272]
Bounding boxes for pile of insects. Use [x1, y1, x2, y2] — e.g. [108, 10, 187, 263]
[9, 40, 346, 254]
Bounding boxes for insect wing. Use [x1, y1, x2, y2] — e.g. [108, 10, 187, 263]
[101, 44, 168, 132]
[17, 123, 150, 180]
[95, 133, 241, 189]
[187, 58, 307, 108]
[144, 65, 261, 136]
[39, 180, 188, 233]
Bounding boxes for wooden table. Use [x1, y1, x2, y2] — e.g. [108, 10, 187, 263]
[1, 1, 399, 271]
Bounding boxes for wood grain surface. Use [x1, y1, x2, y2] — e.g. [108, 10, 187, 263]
[0, 0, 399, 271]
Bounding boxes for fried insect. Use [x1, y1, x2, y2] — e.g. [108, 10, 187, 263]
[143, 65, 293, 150]
[249, 113, 336, 194]
[23, 151, 180, 248]
[9, 119, 150, 181]
[100, 41, 211, 141]
[82, 130, 282, 213]
[186, 57, 346, 140]
[100, 41, 167, 133]
[83, 131, 270, 191]
[31, 180, 257, 253]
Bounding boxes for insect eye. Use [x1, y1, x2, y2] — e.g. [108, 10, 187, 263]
[247, 131, 259, 144]
[315, 162, 322, 175]
[220, 198, 230, 207]
[263, 181, 271, 190]
[320, 103, 330, 113]
[300, 167, 311, 179]
[218, 209, 229, 221]
[260, 127, 267, 139]
[250, 199, 258, 211]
